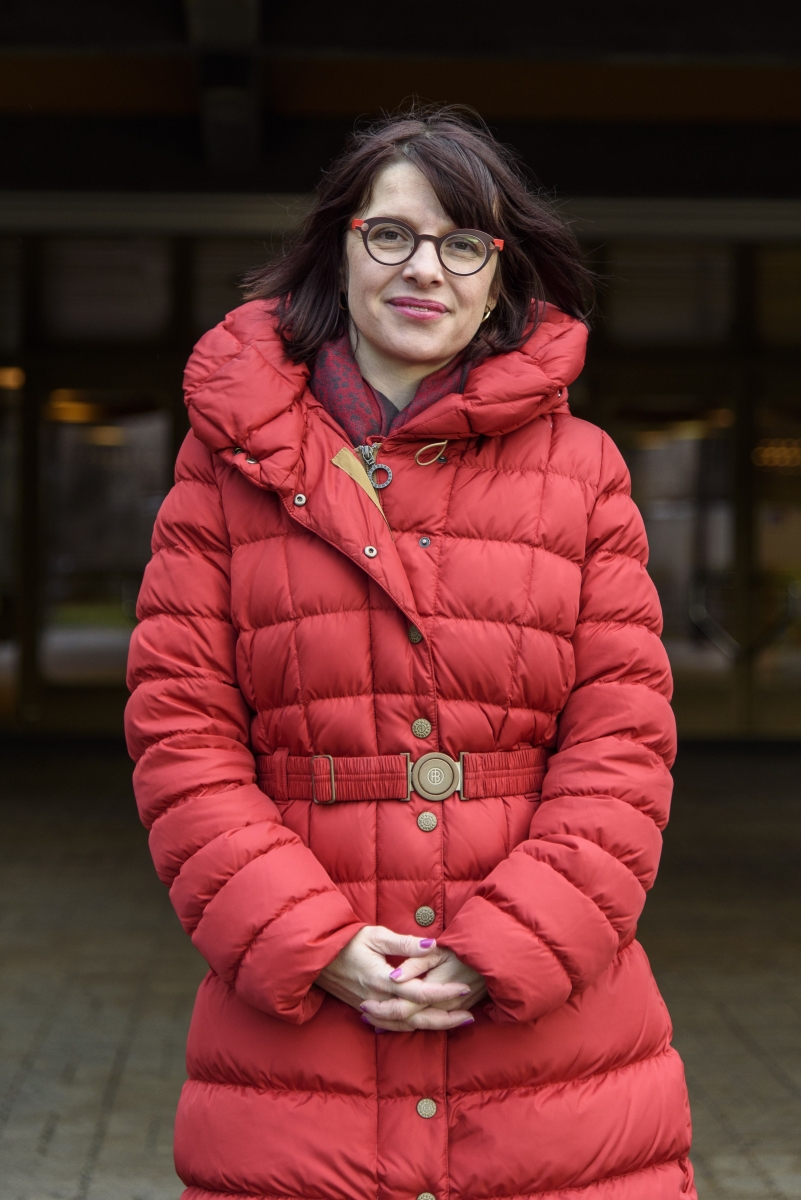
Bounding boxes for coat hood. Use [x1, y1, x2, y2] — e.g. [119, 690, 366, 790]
[184, 299, 588, 468]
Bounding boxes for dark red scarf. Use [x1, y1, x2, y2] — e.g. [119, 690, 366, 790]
[310, 330, 468, 446]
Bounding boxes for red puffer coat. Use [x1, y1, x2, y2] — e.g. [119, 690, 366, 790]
[126, 300, 695, 1200]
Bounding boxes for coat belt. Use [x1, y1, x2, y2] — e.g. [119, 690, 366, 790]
[256, 747, 549, 804]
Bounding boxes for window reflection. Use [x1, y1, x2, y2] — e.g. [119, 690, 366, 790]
[625, 414, 736, 682]
[41, 394, 170, 684]
[42, 239, 171, 342]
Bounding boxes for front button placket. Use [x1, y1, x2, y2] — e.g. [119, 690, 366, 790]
[375, 1033, 446, 1200]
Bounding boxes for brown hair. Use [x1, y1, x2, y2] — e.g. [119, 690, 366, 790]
[244, 105, 593, 364]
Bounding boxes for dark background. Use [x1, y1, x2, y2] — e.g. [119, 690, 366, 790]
[0, 6, 800, 1199]
[1, 1, 801, 195]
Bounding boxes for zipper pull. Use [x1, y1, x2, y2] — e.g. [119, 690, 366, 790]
[356, 445, 393, 490]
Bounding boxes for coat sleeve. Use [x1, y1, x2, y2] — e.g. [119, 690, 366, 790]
[438, 430, 675, 1024]
[125, 432, 364, 1023]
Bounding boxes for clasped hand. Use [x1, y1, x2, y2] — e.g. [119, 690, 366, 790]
[316, 925, 487, 1031]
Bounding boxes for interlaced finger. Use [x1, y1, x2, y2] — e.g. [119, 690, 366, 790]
[361, 996, 426, 1023]
[388, 977, 470, 1006]
[369, 929, 437, 959]
[364, 1006, 475, 1032]
[387, 951, 446, 983]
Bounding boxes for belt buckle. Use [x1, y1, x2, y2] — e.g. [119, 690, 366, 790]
[411, 752, 461, 802]
[311, 754, 336, 804]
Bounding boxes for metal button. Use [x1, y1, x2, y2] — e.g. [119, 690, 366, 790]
[411, 718, 432, 738]
[418, 812, 438, 832]
[419, 536, 431, 547]
[416, 1098, 437, 1118]
[415, 905, 436, 927]
[408, 624, 423, 644]
[294, 493, 307, 506]
[246, 457, 258, 464]
[364, 546, 378, 558]
[418, 1193, 436, 1200]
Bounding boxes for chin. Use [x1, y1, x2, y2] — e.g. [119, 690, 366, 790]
[378, 330, 457, 364]
[394, 344, 455, 366]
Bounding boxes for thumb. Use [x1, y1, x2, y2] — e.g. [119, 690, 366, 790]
[370, 928, 437, 959]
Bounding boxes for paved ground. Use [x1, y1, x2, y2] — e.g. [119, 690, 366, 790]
[0, 744, 204, 1200]
[640, 746, 801, 1200]
[0, 741, 798, 1200]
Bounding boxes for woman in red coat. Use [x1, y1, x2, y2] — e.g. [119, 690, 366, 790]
[126, 108, 695, 1200]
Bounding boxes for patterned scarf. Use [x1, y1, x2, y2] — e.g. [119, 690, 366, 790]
[310, 330, 468, 446]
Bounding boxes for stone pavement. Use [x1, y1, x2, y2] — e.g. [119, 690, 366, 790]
[0, 744, 205, 1200]
[0, 740, 798, 1200]
[639, 745, 801, 1200]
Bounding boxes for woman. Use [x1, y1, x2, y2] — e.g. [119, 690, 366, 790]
[127, 108, 694, 1200]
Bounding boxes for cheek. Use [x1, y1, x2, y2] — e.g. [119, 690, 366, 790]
[452, 280, 492, 325]
[347, 263, 391, 321]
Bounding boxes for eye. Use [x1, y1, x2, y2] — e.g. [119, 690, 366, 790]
[368, 222, 414, 246]
[443, 234, 484, 259]
[364, 222, 416, 262]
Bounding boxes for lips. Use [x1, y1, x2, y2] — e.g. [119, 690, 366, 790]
[387, 296, 449, 318]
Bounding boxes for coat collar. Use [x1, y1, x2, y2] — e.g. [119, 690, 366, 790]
[184, 299, 587, 468]
[182, 301, 588, 627]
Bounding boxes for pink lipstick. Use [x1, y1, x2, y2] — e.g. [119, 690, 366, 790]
[387, 296, 448, 321]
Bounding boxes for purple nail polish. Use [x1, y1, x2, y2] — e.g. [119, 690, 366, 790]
[459, 1018, 475, 1027]
[360, 1014, 372, 1024]
[419, 938, 435, 949]
[389, 967, 403, 980]
[359, 1001, 369, 1010]
[458, 988, 471, 996]
[374, 1026, 387, 1034]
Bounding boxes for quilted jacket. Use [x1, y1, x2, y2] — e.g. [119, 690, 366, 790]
[126, 300, 695, 1200]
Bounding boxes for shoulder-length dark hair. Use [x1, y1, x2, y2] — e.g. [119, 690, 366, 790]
[244, 105, 593, 364]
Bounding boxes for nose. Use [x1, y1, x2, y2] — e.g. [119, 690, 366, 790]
[402, 238, 444, 286]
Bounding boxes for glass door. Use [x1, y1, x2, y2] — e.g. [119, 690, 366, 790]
[580, 238, 801, 737]
[40, 390, 171, 688]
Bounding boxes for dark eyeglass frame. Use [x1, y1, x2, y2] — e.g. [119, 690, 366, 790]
[351, 217, 504, 276]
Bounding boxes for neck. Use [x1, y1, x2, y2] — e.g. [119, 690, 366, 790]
[350, 328, 452, 410]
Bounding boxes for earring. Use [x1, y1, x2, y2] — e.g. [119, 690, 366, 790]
[339, 291, 349, 312]
[481, 305, 493, 322]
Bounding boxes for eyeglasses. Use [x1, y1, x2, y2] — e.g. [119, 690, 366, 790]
[351, 217, 504, 277]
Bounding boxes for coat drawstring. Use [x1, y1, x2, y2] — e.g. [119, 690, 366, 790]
[415, 441, 449, 466]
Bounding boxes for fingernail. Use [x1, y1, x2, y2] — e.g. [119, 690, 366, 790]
[359, 1002, 369, 1010]
[419, 938, 435, 948]
[389, 967, 403, 980]
[374, 1026, 387, 1034]
[360, 1014, 372, 1024]
[458, 988, 471, 996]
[459, 1018, 475, 1027]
